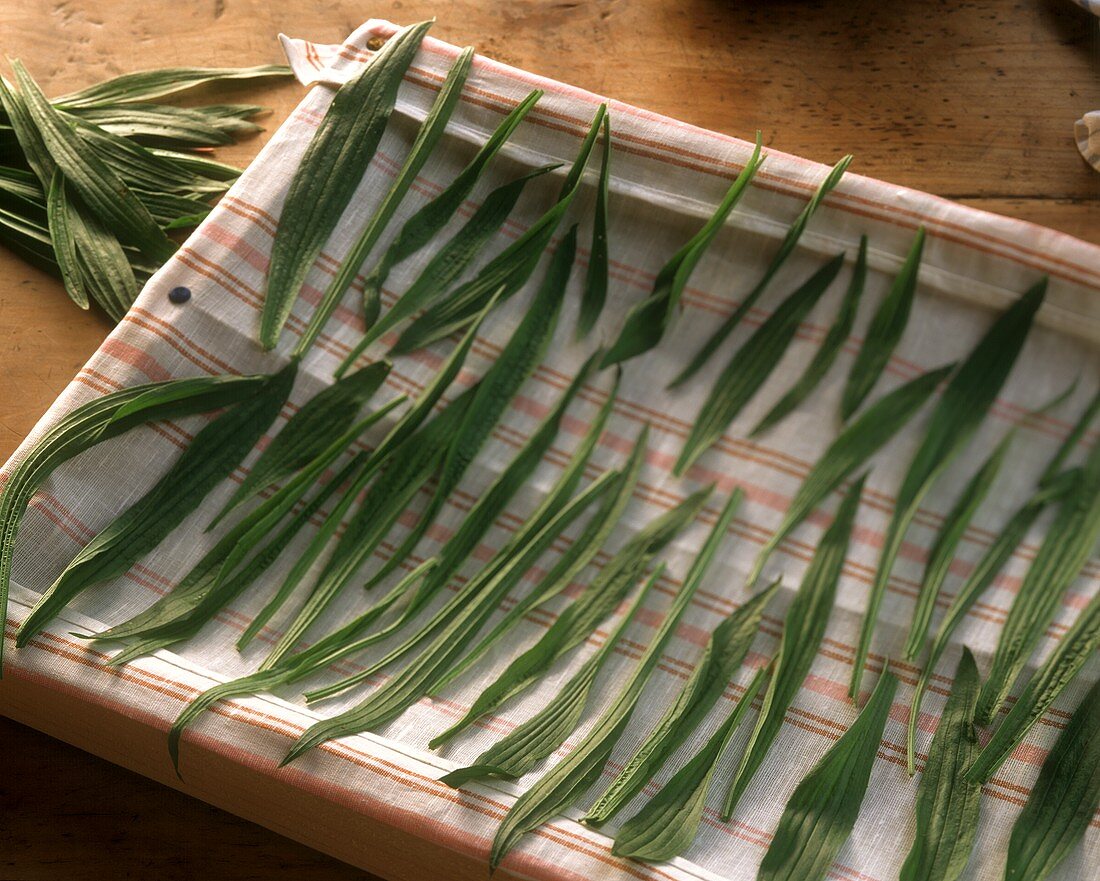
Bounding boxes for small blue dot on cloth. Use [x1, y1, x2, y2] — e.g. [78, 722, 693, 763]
[168, 286, 191, 304]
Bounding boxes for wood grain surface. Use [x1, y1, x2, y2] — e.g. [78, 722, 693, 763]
[1, 1, 1098, 878]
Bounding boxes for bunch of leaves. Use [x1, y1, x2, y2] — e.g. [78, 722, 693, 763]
[582, 492, 777, 825]
[756, 669, 898, 881]
[599, 134, 764, 366]
[0, 372, 269, 671]
[974, 432, 1100, 726]
[479, 521, 715, 871]
[389, 104, 607, 354]
[15, 363, 297, 647]
[441, 484, 734, 777]
[898, 648, 982, 881]
[440, 563, 669, 787]
[355, 89, 544, 331]
[168, 368, 616, 770]
[669, 154, 852, 388]
[0, 60, 290, 318]
[675, 251, 845, 475]
[290, 46, 474, 357]
[724, 475, 866, 818]
[965, 584, 1100, 784]
[260, 19, 433, 350]
[610, 665, 769, 862]
[282, 466, 621, 762]
[903, 388, 1098, 772]
[851, 279, 1046, 698]
[1004, 675, 1100, 881]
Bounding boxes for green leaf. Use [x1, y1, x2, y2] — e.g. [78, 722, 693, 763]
[440, 563, 668, 786]
[1039, 387, 1100, 487]
[966, 590, 1100, 784]
[601, 134, 764, 366]
[840, 229, 925, 419]
[903, 432, 1012, 661]
[11, 60, 176, 263]
[390, 104, 607, 355]
[0, 372, 268, 672]
[751, 235, 868, 437]
[337, 164, 556, 376]
[211, 361, 392, 526]
[44, 168, 88, 309]
[68, 104, 236, 147]
[483, 526, 716, 871]
[1004, 675, 1100, 881]
[674, 252, 845, 475]
[78, 125, 233, 195]
[724, 474, 866, 817]
[261, 20, 432, 350]
[757, 669, 898, 881]
[358, 89, 543, 325]
[291, 46, 472, 357]
[898, 648, 982, 881]
[54, 64, 291, 108]
[576, 113, 612, 339]
[431, 478, 716, 750]
[66, 196, 140, 320]
[669, 155, 852, 388]
[851, 279, 1046, 699]
[975, 437, 1100, 725]
[747, 364, 951, 587]
[15, 363, 297, 648]
[610, 665, 769, 862]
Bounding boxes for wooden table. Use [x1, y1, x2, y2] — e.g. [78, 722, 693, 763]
[1, 1, 1098, 878]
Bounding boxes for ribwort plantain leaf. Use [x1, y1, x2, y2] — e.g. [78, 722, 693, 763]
[840, 229, 924, 420]
[675, 252, 845, 475]
[576, 113, 612, 339]
[601, 134, 763, 367]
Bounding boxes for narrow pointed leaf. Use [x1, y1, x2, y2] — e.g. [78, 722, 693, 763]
[1004, 675, 1100, 881]
[751, 235, 868, 437]
[261, 20, 432, 349]
[601, 134, 763, 366]
[747, 364, 951, 587]
[670, 155, 852, 388]
[899, 648, 982, 881]
[840, 229, 925, 419]
[757, 669, 898, 881]
[576, 113, 612, 338]
[675, 252, 844, 475]
[55, 64, 291, 108]
[852, 280, 1046, 698]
